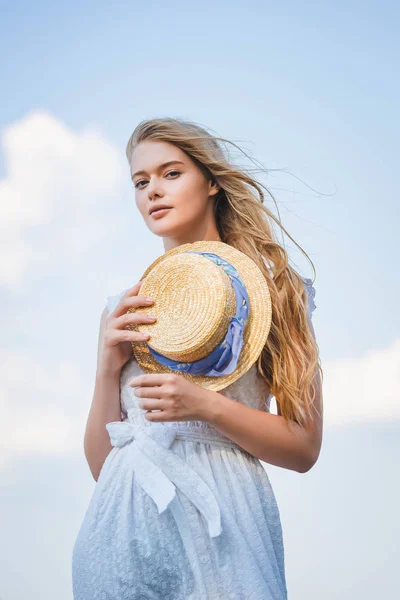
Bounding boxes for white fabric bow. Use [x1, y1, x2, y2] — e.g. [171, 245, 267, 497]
[105, 418, 222, 538]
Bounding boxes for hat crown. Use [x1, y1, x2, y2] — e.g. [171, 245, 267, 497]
[131, 240, 272, 391]
[138, 253, 236, 362]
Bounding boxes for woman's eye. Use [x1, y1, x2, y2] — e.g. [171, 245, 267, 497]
[167, 170, 181, 178]
[134, 170, 180, 189]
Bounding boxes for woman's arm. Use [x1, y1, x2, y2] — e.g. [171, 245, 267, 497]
[203, 320, 323, 473]
[83, 308, 122, 481]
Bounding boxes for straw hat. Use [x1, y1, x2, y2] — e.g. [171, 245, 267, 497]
[126, 240, 272, 391]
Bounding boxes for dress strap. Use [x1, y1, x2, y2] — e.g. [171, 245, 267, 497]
[301, 277, 317, 319]
[259, 253, 317, 319]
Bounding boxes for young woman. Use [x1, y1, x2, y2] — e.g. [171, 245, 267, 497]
[72, 117, 323, 599]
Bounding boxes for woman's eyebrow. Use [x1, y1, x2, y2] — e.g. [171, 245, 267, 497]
[131, 160, 185, 180]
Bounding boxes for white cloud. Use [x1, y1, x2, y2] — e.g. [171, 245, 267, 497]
[0, 350, 92, 471]
[322, 337, 400, 426]
[0, 110, 124, 290]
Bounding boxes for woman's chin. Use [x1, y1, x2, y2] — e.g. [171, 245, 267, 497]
[149, 220, 181, 236]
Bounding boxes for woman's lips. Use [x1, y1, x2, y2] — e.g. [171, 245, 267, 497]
[150, 208, 172, 219]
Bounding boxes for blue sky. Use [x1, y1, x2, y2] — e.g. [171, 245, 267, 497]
[0, 1, 399, 598]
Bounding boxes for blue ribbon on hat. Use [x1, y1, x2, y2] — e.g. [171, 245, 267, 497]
[148, 251, 250, 376]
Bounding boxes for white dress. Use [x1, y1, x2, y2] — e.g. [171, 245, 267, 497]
[72, 277, 316, 600]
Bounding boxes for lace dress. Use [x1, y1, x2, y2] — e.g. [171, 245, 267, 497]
[72, 277, 316, 600]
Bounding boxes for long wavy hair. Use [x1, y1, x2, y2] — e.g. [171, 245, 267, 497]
[125, 117, 323, 429]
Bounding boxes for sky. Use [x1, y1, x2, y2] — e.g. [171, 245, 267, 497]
[0, 1, 399, 598]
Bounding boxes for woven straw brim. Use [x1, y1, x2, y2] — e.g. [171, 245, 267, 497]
[129, 241, 272, 391]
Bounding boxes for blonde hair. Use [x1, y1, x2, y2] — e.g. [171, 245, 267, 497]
[125, 117, 323, 429]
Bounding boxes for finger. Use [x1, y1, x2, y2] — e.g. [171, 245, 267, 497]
[144, 410, 169, 422]
[122, 281, 144, 300]
[108, 328, 151, 345]
[127, 279, 145, 293]
[138, 399, 167, 411]
[117, 310, 157, 330]
[133, 386, 164, 399]
[129, 373, 174, 388]
[111, 280, 152, 315]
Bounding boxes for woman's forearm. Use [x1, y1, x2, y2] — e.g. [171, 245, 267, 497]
[84, 370, 122, 481]
[202, 391, 317, 473]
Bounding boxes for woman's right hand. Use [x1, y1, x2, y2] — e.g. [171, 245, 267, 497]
[97, 280, 157, 377]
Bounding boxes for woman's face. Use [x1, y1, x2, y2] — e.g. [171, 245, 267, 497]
[129, 140, 220, 250]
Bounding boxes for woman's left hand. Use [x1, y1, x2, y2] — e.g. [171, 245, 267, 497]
[128, 373, 214, 423]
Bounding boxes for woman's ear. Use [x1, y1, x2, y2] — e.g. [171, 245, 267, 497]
[209, 178, 220, 192]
